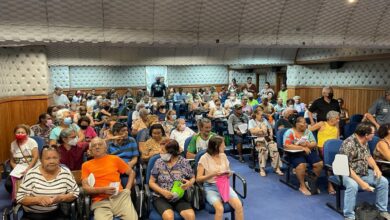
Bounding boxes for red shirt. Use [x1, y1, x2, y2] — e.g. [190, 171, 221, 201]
[59, 142, 89, 171]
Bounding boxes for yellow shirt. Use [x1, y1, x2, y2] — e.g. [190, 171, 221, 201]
[317, 122, 338, 148]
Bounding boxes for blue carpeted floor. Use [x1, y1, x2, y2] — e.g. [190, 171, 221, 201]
[0, 156, 384, 220]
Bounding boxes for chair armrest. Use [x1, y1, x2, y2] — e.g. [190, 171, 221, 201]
[13, 203, 22, 220]
[232, 172, 247, 199]
[134, 185, 142, 218]
[84, 195, 91, 219]
[376, 160, 390, 165]
[69, 201, 76, 220]
[144, 184, 152, 217]
[284, 149, 304, 153]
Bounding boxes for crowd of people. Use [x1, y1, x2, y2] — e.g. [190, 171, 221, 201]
[3, 75, 390, 220]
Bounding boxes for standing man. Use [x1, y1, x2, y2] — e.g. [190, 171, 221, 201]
[53, 87, 70, 107]
[278, 83, 288, 105]
[151, 77, 167, 101]
[339, 122, 390, 220]
[364, 89, 390, 129]
[308, 86, 340, 125]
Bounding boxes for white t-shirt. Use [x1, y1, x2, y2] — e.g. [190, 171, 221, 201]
[170, 127, 195, 150]
[10, 138, 38, 166]
[53, 94, 70, 106]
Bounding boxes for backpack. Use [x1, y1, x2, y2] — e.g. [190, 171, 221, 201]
[355, 202, 385, 220]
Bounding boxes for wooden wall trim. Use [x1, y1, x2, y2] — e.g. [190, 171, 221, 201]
[0, 95, 49, 104]
[295, 53, 390, 65]
[288, 86, 389, 91]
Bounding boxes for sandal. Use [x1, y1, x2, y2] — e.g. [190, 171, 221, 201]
[275, 169, 284, 176]
[299, 187, 311, 196]
[260, 169, 266, 177]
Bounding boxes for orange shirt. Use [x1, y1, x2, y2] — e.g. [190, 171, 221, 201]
[81, 155, 129, 203]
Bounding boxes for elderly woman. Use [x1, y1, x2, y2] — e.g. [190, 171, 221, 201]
[140, 124, 167, 163]
[132, 102, 145, 121]
[16, 146, 79, 220]
[170, 119, 195, 152]
[58, 128, 89, 171]
[30, 113, 54, 145]
[374, 123, 390, 176]
[131, 108, 149, 136]
[163, 110, 177, 135]
[249, 109, 283, 176]
[283, 116, 323, 196]
[78, 116, 97, 142]
[196, 136, 243, 220]
[149, 139, 195, 220]
[309, 110, 340, 155]
[82, 138, 138, 219]
[49, 109, 84, 146]
[309, 110, 339, 194]
[6, 124, 40, 198]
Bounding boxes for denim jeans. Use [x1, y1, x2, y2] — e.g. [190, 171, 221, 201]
[342, 169, 389, 219]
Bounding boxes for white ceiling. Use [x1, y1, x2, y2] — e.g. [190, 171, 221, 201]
[1, 0, 390, 47]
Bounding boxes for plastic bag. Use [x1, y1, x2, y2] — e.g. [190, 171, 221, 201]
[215, 175, 230, 203]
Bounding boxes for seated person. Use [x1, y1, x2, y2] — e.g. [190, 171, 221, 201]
[273, 98, 286, 120]
[309, 110, 340, 156]
[241, 96, 252, 115]
[208, 99, 229, 119]
[140, 124, 167, 163]
[248, 109, 283, 177]
[82, 138, 138, 219]
[149, 140, 195, 220]
[156, 102, 167, 121]
[228, 104, 249, 163]
[224, 93, 241, 110]
[58, 128, 89, 171]
[275, 108, 296, 131]
[247, 93, 259, 108]
[340, 122, 390, 220]
[170, 119, 195, 152]
[373, 123, 390, 176]
[364, 89, 390, 129]
[49, 109, 85, 146]
[196, 136, 243, 220]
[108, 123, 139, 189]
[132, 102, 146, 121]
[186, 118, 215, 159]
[283, 116, 323, 196]
[17, 146, 79, 220]
[131, 108, 149, 136]
[78, 116, 97, 142]
[338, 98, 349, 132]
[30, 113, 54, 145]
[174, 88, 188, 115]
[73, 106, 95, 127]
[7, 125, 40, 197]
[258, 97, 275, 124]
[293, 96, 306, 114]
[309, 110, 339, 194]
[163, 110, 177, 136]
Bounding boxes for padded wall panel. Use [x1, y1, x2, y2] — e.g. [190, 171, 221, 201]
[168, 66, 228, 85]
[49, 66, 70, 90]
[287, 61, 390, 87]
[0, 47, 49, 97]
[229, 70, 256, 85]
[69, 66, 146, 88]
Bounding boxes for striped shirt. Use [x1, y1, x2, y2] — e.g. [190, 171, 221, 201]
[16, 165, 79, 213]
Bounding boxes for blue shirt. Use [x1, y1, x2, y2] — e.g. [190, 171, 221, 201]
[108, 137, 139, 163]
[174, 93, 187, 103]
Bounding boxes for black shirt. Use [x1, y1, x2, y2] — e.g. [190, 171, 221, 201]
[309, 97, 340, 122]
[151, 82, 166, 97]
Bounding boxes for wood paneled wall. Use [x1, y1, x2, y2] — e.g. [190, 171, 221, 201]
[288, 86, 387, 116]
[0, 96, 49, 163]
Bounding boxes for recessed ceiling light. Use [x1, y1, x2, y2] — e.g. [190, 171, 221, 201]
[348, 0, 356, 3]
